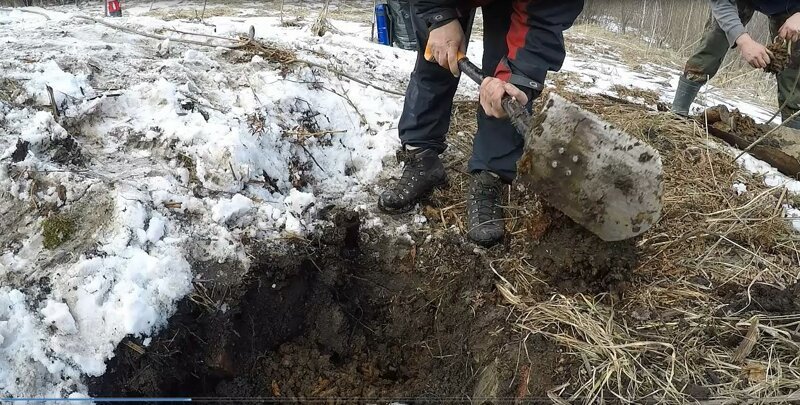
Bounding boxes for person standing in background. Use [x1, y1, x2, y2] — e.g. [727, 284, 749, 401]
[672, 0, 800, 128]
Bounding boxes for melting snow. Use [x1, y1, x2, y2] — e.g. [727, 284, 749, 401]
[0, 2, 797, 398]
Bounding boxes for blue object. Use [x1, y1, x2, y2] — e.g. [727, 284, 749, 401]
[375, 4, 391, 46]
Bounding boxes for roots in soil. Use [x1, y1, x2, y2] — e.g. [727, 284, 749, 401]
[765, 40, 790, 74]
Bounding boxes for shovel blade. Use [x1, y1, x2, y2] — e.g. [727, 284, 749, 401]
[517, 93, 663, 241]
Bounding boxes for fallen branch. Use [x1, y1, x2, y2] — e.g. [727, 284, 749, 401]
[734, 107, 800, 161]
[73, 14, 245, 48]
[705, 125, 800, 177]
[160, 27, 239, 41]
[74, 16, 407, 97]
[0, 7, 51, 20]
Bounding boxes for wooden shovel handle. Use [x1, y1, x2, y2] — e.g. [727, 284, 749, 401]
[423, 46, 530, 134]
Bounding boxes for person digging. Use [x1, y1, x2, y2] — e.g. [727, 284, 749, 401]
[672, 0, 800, 128]
[378, 0, 584, 247]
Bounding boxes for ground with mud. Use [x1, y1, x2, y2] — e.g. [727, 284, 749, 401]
[88, 189, 636, 402]
[704, 105, 779, 147]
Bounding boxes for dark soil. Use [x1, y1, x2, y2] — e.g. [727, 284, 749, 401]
[722, 282, 800, 315]
[706, 105, 781, 148]
[11, 139, 29, 163]
[514, 206, 638, 295]
[765, 41, 790, 74]
[88, 208, 576, 403]
[50, 135, 86, 167]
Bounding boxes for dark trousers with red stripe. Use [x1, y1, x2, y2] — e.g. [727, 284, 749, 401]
[398, 0, 584, 182]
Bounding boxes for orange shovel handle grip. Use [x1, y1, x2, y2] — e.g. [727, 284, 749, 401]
[424, 45, 482, 82]
[423, 44, 466, 63]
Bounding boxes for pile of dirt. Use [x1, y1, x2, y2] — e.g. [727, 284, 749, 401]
[87, 208, 573, 402]
[722, 282, 800, 315]
[703, 104, 776, 147]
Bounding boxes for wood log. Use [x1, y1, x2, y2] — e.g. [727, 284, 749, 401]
[702, 105, 730, 125]
[705, 125, 800, 178]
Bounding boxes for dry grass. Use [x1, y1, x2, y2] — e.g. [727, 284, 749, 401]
[611, 84, 661, 106]
[567, 24, 779, 107]
[489, 90, 800, 403]
[440, 88, 800, 402]
[144, 5, 238, 20]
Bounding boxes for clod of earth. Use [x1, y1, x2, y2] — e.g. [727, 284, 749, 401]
[765, 40, 790, 74]
[50, 135, 86, 167]
[11, 139, 29, 163]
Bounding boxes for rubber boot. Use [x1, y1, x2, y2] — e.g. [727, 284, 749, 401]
[378, 147, 447, 213]
[672, 76, 704, 116]
[466, 171, 504, 247]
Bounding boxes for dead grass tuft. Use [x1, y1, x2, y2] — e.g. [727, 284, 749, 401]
[144, 6, 236, 21]
[239, 40, 297, 65]
[611, 84, 661, 106]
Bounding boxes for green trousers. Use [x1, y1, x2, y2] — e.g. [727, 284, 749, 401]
[683, 1, 800, 124]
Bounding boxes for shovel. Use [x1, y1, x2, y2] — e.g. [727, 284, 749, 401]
[439, 51, 664, 241]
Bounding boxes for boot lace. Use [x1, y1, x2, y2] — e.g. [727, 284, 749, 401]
[396, 153, 426, 196]
[469, 177, 502, 226]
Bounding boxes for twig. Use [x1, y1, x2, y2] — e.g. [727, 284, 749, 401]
[200, 0, 208, 21]
[305, 59, 405, 96]
[161, 27, 238, 41]
[319, 85, 366, 127]
[73, 14, 246, 49]
[300, 144, 325, 173]
[85, 92, 123, 101]
[284, 129, 346, 137]
[76, 15, 406, 97]
[0, 7, 51, 19]
[45, 85, 59, 120]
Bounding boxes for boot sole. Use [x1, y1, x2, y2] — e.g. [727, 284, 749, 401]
[468, 234, 504, 248]
[377, 180, 449, 215]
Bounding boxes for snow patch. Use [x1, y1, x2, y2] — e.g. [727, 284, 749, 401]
[212, 194, 254, 224]
[40, 301, 78, 335]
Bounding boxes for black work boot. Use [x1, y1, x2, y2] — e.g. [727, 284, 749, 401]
[466, 171, 504, 247]
[671, 76, 704, 116]
[378, 147, 447, 213]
